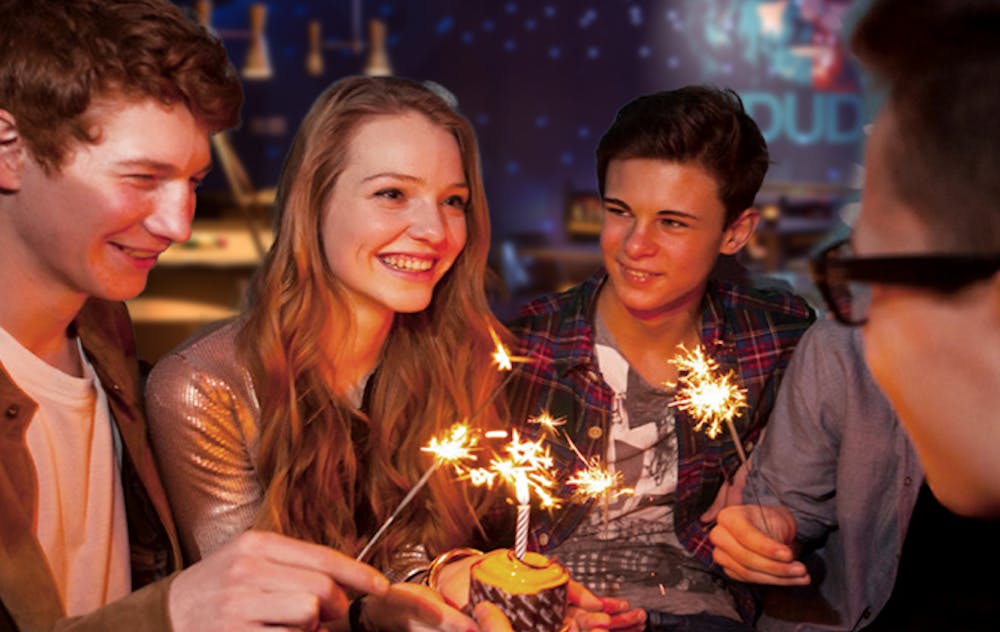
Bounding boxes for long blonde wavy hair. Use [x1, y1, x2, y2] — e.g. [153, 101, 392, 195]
[237, 76, 506, 569]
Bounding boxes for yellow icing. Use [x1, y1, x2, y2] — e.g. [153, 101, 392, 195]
[470, 549, 569, 594]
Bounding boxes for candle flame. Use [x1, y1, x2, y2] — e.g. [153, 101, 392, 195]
[667, 344, 747, 440]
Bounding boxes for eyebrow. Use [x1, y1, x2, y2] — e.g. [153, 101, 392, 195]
[361, 172, 468, 189]
[115, 158, 212, 177]
[602, 196, 700, 221]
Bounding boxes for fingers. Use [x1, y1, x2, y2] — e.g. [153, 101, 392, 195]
[710, 527, 810, 585]
[247, 531, 389, 596]
[567, 579, 603, 611]
[567, 605, 647, 631]
[474, 601, 515, 632]
[168, 530, 390, 631]
[367, 583, 478, 632]
[715, 506, 796, 559]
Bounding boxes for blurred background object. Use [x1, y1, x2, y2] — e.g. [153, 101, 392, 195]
[133, 0, 866, 362]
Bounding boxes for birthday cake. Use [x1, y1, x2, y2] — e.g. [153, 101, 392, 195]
[468, 549, 569, 632]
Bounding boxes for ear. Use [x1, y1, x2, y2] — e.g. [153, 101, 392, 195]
[0, 109, 26, 191]
[719, 207, 761, 256]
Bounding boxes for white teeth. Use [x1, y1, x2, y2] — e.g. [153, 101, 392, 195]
[119, 246, 158, 258]
[624, 267, 655, 279]
[381, 254, 433, 272]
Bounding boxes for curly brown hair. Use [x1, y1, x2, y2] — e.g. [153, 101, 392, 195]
[0, 0, 242, 173]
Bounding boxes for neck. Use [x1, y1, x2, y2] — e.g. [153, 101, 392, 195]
[596, 284, 703, 386]
[0, 293, 85, 376]
[597, 284, 703, 353]
[0, 221, 89, 375]
[336, 303, 394, 391]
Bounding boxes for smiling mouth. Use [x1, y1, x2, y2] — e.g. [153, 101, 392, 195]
[380, 254, 435, 272]
[115, 244, 163, 260]
[620, 263, 660, 280]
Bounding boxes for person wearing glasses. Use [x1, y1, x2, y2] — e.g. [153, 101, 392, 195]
[504, 85, 815, 631]
[814, 0, 1000, 518]
[709, 315, 1000, 631]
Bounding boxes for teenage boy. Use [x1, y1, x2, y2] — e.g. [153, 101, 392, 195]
[506, 86, 814, 630]
[0, 2, 387, 630]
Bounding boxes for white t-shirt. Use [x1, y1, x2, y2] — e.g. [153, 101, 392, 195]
[0, 325, 131, 616]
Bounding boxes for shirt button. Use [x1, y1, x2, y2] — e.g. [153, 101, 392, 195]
[862, 607, 872, 619]
[744, 441, 754, 452]
[587, 426, 602, 440]
[538, 533, 549, 547]
[5, 404, 18, 418]
[111, 383, 121, 392]
[904, 476, 913, 486]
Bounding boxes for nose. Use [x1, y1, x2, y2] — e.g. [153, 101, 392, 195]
[623, 220, 656, 258]
[143, 185, 195, 244]
[407, 198, 447, 243]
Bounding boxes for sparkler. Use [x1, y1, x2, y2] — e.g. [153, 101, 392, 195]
[563, 430, 634, 540]
[358, 330, 534, 562]
[668, 344, 749, 461]
[356, 422, 478, 562]
[668, 343, 771, 539]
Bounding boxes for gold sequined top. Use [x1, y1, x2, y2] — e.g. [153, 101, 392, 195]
[145, 318, 430, 580]
[146, 318, 263, 564]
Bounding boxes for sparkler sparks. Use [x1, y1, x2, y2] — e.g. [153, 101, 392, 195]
[476, 430, 559, 510]
[566, 464, 634, 503]
[421, 423, 478, 470]
[489, 326, 532, 371]
[668, 344, 748, 441]
[527, 411, 567, 434]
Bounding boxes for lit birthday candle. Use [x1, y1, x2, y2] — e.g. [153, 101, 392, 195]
[466, 430, 558, 560]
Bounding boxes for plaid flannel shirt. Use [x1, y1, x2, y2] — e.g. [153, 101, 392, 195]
[505, 271, 814, 622]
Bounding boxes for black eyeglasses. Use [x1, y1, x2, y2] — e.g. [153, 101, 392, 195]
[810, 239, 1000, 326]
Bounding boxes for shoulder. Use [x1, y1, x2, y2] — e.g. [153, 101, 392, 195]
[713, 281, 815, 331]
[76, 299, 136, 355]
[791, 318, 870, 379]
[507, 276, 598, 333]
[146, 318, 246, 398]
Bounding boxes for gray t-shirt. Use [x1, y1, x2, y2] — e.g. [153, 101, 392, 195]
[550, 315, 739, 618]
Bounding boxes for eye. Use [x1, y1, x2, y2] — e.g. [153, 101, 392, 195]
[375, 187, 404, 201]
[126, 174, 160, 189]
[604, 205, 630, 218]
[659, 217, 687, 228]
[443, 194, 469, 211]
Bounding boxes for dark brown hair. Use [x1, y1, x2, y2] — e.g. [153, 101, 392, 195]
[852, 0, 1000, 252]
[595, 85, 769, 227]
[0, 0, 242, 172]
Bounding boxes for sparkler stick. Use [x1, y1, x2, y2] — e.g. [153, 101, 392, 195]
[563, 430, 634, 540]
[357, 330, 532, 562]
[668, 344, 772, 538]
[357, 463, 440, 562]
[356, 423, 477, 562]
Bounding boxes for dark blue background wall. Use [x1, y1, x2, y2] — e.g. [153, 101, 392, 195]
[181, 0, 865, 245]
